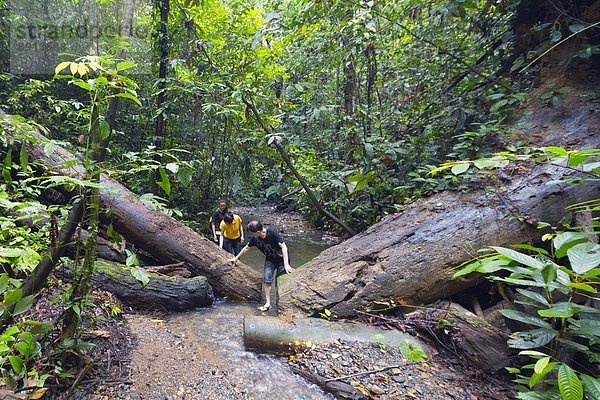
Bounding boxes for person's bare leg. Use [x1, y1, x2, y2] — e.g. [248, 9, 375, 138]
[261, 283, 272, 309]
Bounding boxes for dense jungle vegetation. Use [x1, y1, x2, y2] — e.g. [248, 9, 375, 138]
[0, 0, 598, 398]
[2, 0, 577, 233]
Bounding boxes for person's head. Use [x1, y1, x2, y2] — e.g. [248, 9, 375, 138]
[223, 213, 234, 224]
[218, 199, 228, 212]
[247, 220, 263, 236]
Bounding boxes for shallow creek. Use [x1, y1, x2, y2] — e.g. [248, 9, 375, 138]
[126, 206, 339, 399]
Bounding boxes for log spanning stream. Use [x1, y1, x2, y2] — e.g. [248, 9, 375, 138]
[134, 206, 339, 399]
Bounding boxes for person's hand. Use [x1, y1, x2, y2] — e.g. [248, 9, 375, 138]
[229, 257, 238, 265]
[284, 264, 293, 274]
[213, 235, 217, 242]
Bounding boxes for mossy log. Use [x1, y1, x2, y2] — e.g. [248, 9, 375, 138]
[68, 259, 214, 311]
[243, 315, 425, 356]
[2, 118, 262, 301]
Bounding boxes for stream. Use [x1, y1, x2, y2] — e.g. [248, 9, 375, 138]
[124, 206, 340, 399]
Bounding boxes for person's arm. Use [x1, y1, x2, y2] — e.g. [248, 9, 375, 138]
[219, 221, 226, 248]
[239, 219, 244, 243]
[229, 244, 251, 264]
[211, 215, 217, 241]
[279, 242, 293, 273]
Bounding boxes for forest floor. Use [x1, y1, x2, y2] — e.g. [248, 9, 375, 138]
[36, 294, 517, 400]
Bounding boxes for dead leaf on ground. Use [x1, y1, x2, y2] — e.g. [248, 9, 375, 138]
[87, 330, 111, 338]
[30, 388, 49, 399]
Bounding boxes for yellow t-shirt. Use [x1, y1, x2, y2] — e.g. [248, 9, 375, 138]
[219, 215, 242, 239]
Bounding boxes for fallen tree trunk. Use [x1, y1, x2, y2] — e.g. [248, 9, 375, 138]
[67, 259, 214, 311]
[404, 302, 513, 373]
[279, 98, 600, 318]
[2, 116, 262, 301]
[243, 315, 425, 356]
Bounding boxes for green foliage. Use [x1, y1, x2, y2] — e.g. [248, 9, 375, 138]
[453, 230, 599, 399]
[318, 308, 333, 321]
[398, 339, 427, 362]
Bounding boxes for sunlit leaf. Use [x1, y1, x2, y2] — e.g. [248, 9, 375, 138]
[558, 364, 583, 400]
[130, 267, 149, 287]
[54, 61, 71, 75]
[491, 247, 545, 269]
[567, 242, 600, 274]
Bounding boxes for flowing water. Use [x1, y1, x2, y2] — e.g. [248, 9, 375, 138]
[162, 301, 336, 400]
[156, 206, 339, 399]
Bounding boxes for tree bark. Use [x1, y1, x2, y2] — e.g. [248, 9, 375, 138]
[70, 259, 214, 311]
[405, 302, 513, 373]
[278, 99, 600, 318]
[243, 315, 425, 356]
[5, 124, 262, 301]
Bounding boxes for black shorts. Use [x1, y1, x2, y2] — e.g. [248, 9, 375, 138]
[263, 258, 285, 284]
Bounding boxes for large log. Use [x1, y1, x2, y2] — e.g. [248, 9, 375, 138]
[243, 315, 426, 356]
[279, 95, 600, 318]
[405, 302, 513, 373]
[66, 259, 214, 311]
[1, 113, 262, 301]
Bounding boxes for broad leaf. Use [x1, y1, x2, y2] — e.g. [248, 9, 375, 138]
[567, 242, 600, 274]
[3, 288, 22, 308]
[500, 309, 551, 328]
[529, 361, 556, 388]
[557, 338, 588, 353]
[0, 273, 9, 294]
[534, 356, 551, 374]
[554, 232, 589, 258]
[508, 328, 557, 349]
[452, 260, 481, 278]
[12, 295, 33, 316]
[116, 60, 136, 71]
[519, 350, 549, 358]
[538, 302, 579, 318]
[8, 355, 23, 373]
[451, 163, 470, 175]
[568, 282, 597, 294]
[54, 61, 71, 75]
[558, 364, 583, 400]
[580, 374, 600, 400]
[516, 289, 550, 307]
[491, 247, 545, 269]
[130, 267, 149, 287]
[156, 167, 171, 196]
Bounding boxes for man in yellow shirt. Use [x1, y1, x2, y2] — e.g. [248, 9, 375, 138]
[219, 212, 244, 255]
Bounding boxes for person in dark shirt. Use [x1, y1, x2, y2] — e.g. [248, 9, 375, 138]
[229, 220, 293, 311]
[209, 199, 228, 244]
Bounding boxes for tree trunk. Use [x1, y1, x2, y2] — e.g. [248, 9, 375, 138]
[99, 178, 262, 300]
[65, 260, 214, 311]
[6, 124, 262, 301]
[279, 99, 600, 318]
[243, 315, 425, 356]
[405, 302, 513, 373]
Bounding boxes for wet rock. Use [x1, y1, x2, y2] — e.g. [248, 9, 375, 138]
[368, 384, 385, 395]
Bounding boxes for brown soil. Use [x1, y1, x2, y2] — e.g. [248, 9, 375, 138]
[26, 295, 515, 400]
